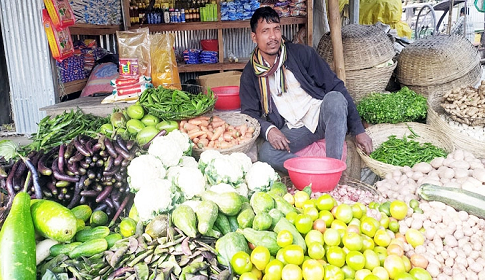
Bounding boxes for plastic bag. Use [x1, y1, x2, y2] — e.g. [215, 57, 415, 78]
[42, 9, 74, 62]
[43, 0, 75, 29]
[359, 0, 412, 39]
[150, 33, 181, 89]
[117, 28, 151, 78]
[295, 139, 347, 162]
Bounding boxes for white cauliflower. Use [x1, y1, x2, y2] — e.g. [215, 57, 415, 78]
[246, 161, 279, 192]
[165, 129, 192, 155]
[204, 155, 244, 186]
[198, 150, 223, 172]
[133, 178, 174, 222]
[179, 156, 198, 168]
[148, 135, 184, 167]
[127, 154, 166, 192]
[174, 166, 206, 199]
[229, 152, 253, 174]
[166, 166, 183, 184]
[234, 182, 249, 198]
[210, 183, 237, 194]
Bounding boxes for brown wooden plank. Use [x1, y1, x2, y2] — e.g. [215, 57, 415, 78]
[63, 79, 88, 95]
[40, 96, 130, 117]
[69, 24, 122, 35]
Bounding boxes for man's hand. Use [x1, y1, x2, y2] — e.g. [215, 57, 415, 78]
[355, 132, 373, 155]
[267, 127, 291, 152]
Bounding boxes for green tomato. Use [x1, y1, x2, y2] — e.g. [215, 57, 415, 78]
[136, 126, 160, 146]
[126, 119, 146, 135]
[141, 114, 160, 127]
[100, 123, 114, 135]
[126, 104, 145, 120]
[156, 120, 179, 133]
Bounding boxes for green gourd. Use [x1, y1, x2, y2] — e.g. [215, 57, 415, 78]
[172, 205, 198, 237]
[0, 192, 36, 280]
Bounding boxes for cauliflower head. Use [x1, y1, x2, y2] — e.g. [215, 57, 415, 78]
[198, 150, 223, 172]
[229, 152, 253, 174]
[165, 130, 192, 155]
[133, 178, 174, 222]
[127, 154, 166, 192]
[246, 161, 279, 192]
[148, 135, 184, 167]
[205, 155, 244, 186]
[209, 183, 237, 194]
[179, 156, 198, 168]
[174, 166, 206, 199]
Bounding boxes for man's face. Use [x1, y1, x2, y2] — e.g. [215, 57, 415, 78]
[251, 19, 282, 59]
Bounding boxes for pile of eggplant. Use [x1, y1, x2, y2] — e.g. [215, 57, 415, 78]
[1, 134, 138, 218]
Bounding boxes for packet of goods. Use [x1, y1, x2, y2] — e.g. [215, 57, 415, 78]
[42, 9, 74, 62]
[150, 33, 181, 89]
[119, 58, 140, 79]
[43, 0, 75, 29]
[117, 28, 151, 77]
[102, 76, 153, 104]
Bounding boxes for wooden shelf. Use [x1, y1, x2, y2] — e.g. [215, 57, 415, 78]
[69, 24, 122, 36]
[129, 17, 307, 32]
[63, 78, 88, 95]
[177, 58, 249, 73]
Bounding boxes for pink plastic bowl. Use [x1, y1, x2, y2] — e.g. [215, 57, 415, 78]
[284, 157, 347, 192]
[211, 86, 241, 110]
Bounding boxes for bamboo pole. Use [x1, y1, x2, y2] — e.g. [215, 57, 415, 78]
[447, 0, 455, 34]
[328, 0, 346, 82]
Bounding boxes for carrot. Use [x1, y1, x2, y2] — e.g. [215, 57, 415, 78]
[200, 120, 210, 127]
[208, 140, 215, 148]
[244, 132, 253, 138]
[219, 141, 233, 149]
[188, 130, 206, 140]
[200, 125, 208, 131]
[247, 126, 255, 133]
[212, 116, 224, 122]
[184, 122, 199, 131]
[223, 133, 233, 142]
[180, 127, 187, 134]
[198, 138, 209, 147]
[210, 126, 225, 141]
[206, 130, 214, 140]
[187, 127, 201, 134]
[211, 121, 226, 129]
[239, 123, 248, 136]
[188, 119, 202, 125]
[179, 120, 187, 128]
[192, 137, 200, 144]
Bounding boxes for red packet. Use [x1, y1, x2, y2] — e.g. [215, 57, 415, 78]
[43, 0, 75, 29]
[119, 58, 140, 79]
[42, 9, 74, 62]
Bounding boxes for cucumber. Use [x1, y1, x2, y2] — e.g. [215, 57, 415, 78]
[75, 226, 110, 242]
[69, 238, 108, 259]
[105, 233, 123, 249]
[70, 205, 92, 222]
[49, 242, 82, 257]
[0, 192, 36, 279]
[417, 184, 485, 219]
[31, 200, 78, 242]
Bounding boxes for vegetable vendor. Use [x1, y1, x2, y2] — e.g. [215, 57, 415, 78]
[239, 6, 373, 173]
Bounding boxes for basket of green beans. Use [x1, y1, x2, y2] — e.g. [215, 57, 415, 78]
[139, 84, 216, 121]
[357, 122, 455, 178]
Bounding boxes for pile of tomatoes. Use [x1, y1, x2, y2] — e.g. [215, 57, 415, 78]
[230, 191, 432, 280]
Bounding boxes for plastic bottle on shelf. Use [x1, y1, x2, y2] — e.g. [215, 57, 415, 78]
[181, 8, 186, 22]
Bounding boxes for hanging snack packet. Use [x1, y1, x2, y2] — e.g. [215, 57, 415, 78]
[42, 9, 74, 62]
[43, 0, 75, 29]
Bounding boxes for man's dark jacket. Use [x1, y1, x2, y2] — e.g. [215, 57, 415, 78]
[239, 42, 365, 138]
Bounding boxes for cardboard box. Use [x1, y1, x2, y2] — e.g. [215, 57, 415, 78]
[197, 71, 242, 89]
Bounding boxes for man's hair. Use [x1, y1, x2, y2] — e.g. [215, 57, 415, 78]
[250, 7, 280, 33]
[460, 7, 469, 14]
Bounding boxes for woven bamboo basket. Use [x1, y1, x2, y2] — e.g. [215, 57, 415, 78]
[357, 122, 455, 178]
[407, 63, 482, 100]
[317, 24, 395, 71]
[426, 96, 485, 158]
[346, 62, 397, 102]
[191, 112, 261, 159]
[397, 35, 480, 87]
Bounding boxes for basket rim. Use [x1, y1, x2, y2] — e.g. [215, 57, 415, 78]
[357, 122, 455, 177]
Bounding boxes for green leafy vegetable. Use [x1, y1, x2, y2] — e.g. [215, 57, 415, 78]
[357, 87, 427, 124]
[370, 133, 447, 167]
[0, 140, 18, 161]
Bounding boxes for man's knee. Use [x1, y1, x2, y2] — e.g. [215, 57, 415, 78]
[323, 91, 347, 108]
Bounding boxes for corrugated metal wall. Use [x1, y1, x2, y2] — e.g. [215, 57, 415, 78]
[0, 0, 57, 134]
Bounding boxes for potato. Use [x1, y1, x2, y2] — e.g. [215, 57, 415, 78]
[438, 166, 455, 179]
[430, 157, 445, 169]
[412, 162, 433, 174]
[454, 168, 469, 179]
[449, 160, 471, 170]
[472, 168, 485, 183]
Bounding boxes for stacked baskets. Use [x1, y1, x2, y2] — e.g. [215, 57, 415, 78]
[357, 122, 455, 178]
[396, 35, 481, 104]
[317, 24, 397, 102]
